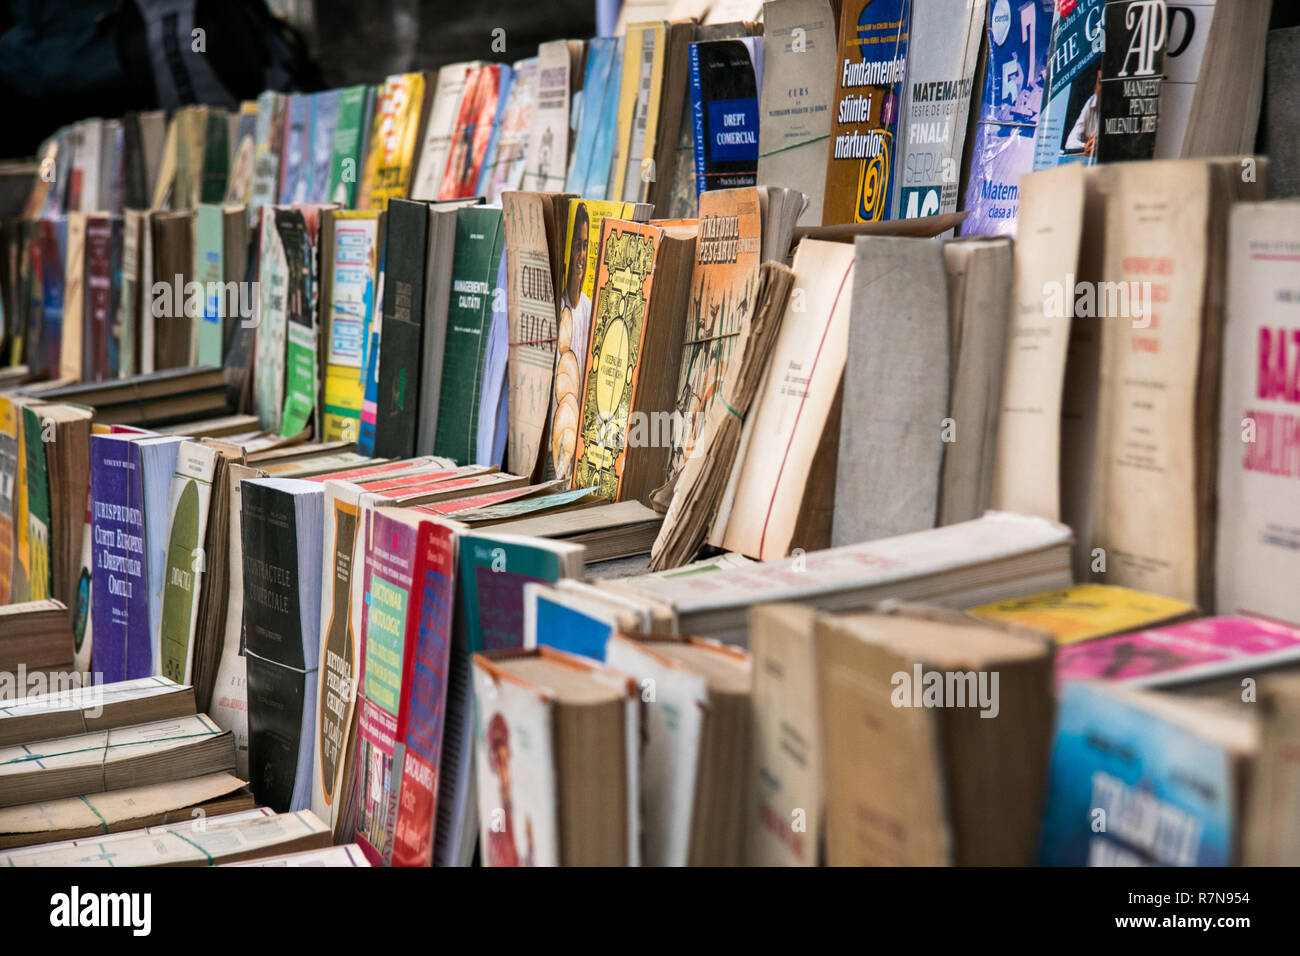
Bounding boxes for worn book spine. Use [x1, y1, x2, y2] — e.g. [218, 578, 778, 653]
[276, 208, 317, 438]
[250, 91, 286, 225]
[833, 237, 949, 545]
[374, 200, 429, 458]
[823, 1, 909, 224]
[573, 219, 662, 501]
[83, 215, 114, 382]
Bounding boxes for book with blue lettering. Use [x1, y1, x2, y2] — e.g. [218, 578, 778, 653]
[352, 507, 458, 866]
[1038, 681, 1254, 866]
[1032, 0, 1104, 170]
[960, 0, 1053, 236]
[690, 37, 764, 200]
[566, 37, 618, 195]
[823, 0, 908, 224]
[278, 94, 312, 205]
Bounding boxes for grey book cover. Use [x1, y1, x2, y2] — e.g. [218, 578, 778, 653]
[832, 236, 949, 546]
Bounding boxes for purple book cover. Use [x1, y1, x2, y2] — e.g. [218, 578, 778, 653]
[89, 435, 151, 681]
[1056, 615, 1300, 687]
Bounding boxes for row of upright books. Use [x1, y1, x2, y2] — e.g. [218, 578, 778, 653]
[1, 2, 1300, 866]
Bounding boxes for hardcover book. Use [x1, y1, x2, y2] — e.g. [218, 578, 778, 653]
[374, 199, 431, 458]
[573, 218, 696, 503]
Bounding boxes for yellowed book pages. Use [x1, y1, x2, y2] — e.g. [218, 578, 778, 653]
[60, 213, 87, 383]
[151, 117, 179, 210]
[988, 164, 1088, 521]
[1090, 160, 1210, 604]
[717, 239, 854, 559]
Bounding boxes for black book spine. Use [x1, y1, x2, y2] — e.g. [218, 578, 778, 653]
[374, 198, 430, 459]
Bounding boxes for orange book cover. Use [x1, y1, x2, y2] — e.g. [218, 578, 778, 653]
[572, 219, 664, 501]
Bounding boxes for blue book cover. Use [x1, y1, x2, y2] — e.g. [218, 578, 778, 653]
[530, 590, 614, 662]
[960, 0, 1054, 235]
[1038, 682, 1237, 867]
[566, 37, 618, 195]
[309, 89, 342, 204]
[474, 65, 516, 198]
[89, 435, 151, 681]
[278, 94, 311, 206]
[1032, 0, 1104, 169]
[586, 39, 625, 199]
[690, 38, 764, 200]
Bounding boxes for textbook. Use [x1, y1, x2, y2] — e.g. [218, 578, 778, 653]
[0, 676, 193, 748]
[156, 441, 219, 685]
[321, 210, 380, 443]
[1032, 0, 1104, 170]
[822, 0, 909, 224]
[689, 37, 763, 199]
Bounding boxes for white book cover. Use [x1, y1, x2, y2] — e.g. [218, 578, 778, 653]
[156, 442, 218, 685]
[604, 635, 705, 866]
[1216, 201, 1300, 621]
[472, 660, 559, 866]
[410, 63, 476, 201]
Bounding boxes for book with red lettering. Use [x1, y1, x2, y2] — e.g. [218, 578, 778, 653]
[353, 507, 458, 866]
[1055, 616, 1300, 688]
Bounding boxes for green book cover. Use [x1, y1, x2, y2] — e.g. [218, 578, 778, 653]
[457, 531, 582, 653]
[328, 85, 370, 208]
[194, 204, 225, 367]
[433, 206, 505, 465]
[201, 111, 229, 204]
[158, 443, 218, 684]
[20, 406, 52, 601]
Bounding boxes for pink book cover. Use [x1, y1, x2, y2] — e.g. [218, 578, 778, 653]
[1055, 615, 1300, 687]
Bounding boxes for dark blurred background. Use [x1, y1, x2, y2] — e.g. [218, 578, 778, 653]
[0, 0, 597, 159]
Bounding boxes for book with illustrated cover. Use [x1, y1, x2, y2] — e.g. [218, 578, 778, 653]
[822, 0, 909, 224]
[665, 187, 760, 487]
[249, 92, 286, 224]
[483, 58, 539, 202]
[1038, 680, 1253, 866]
[1032, 0, 1104, 170]
[551, 199, 652, 481]
[321, 211, 379, 443]
[439, 64, 509, 201]
[961, 0, 1053, 235]
[358, 73, 430, 211]
[689, 37, 763, 199]
[329, 85, 373, 207]
[522, 40, 582, 194]
[472, 647, 637, 865]
[573, 218, 696, 503]
[566, 37, 619, 197]
[1096, 0, 1167, 163]
[278, 94, 312, 205]
[308, 89, 342, 204]
[410, 63, 477, 202]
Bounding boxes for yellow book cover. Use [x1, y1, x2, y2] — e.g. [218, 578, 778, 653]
[573, 219, 662, 501]
[358, 73, 428, 211]
[322, 211, 381, 441]
[610, 27, 644, 203]
[0, 398, 17, 603]
[552, 198, 644, 480]
[60, 213, 87, 383]
[968, 584, 1196, 645]
[617, 22, 668, 204]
